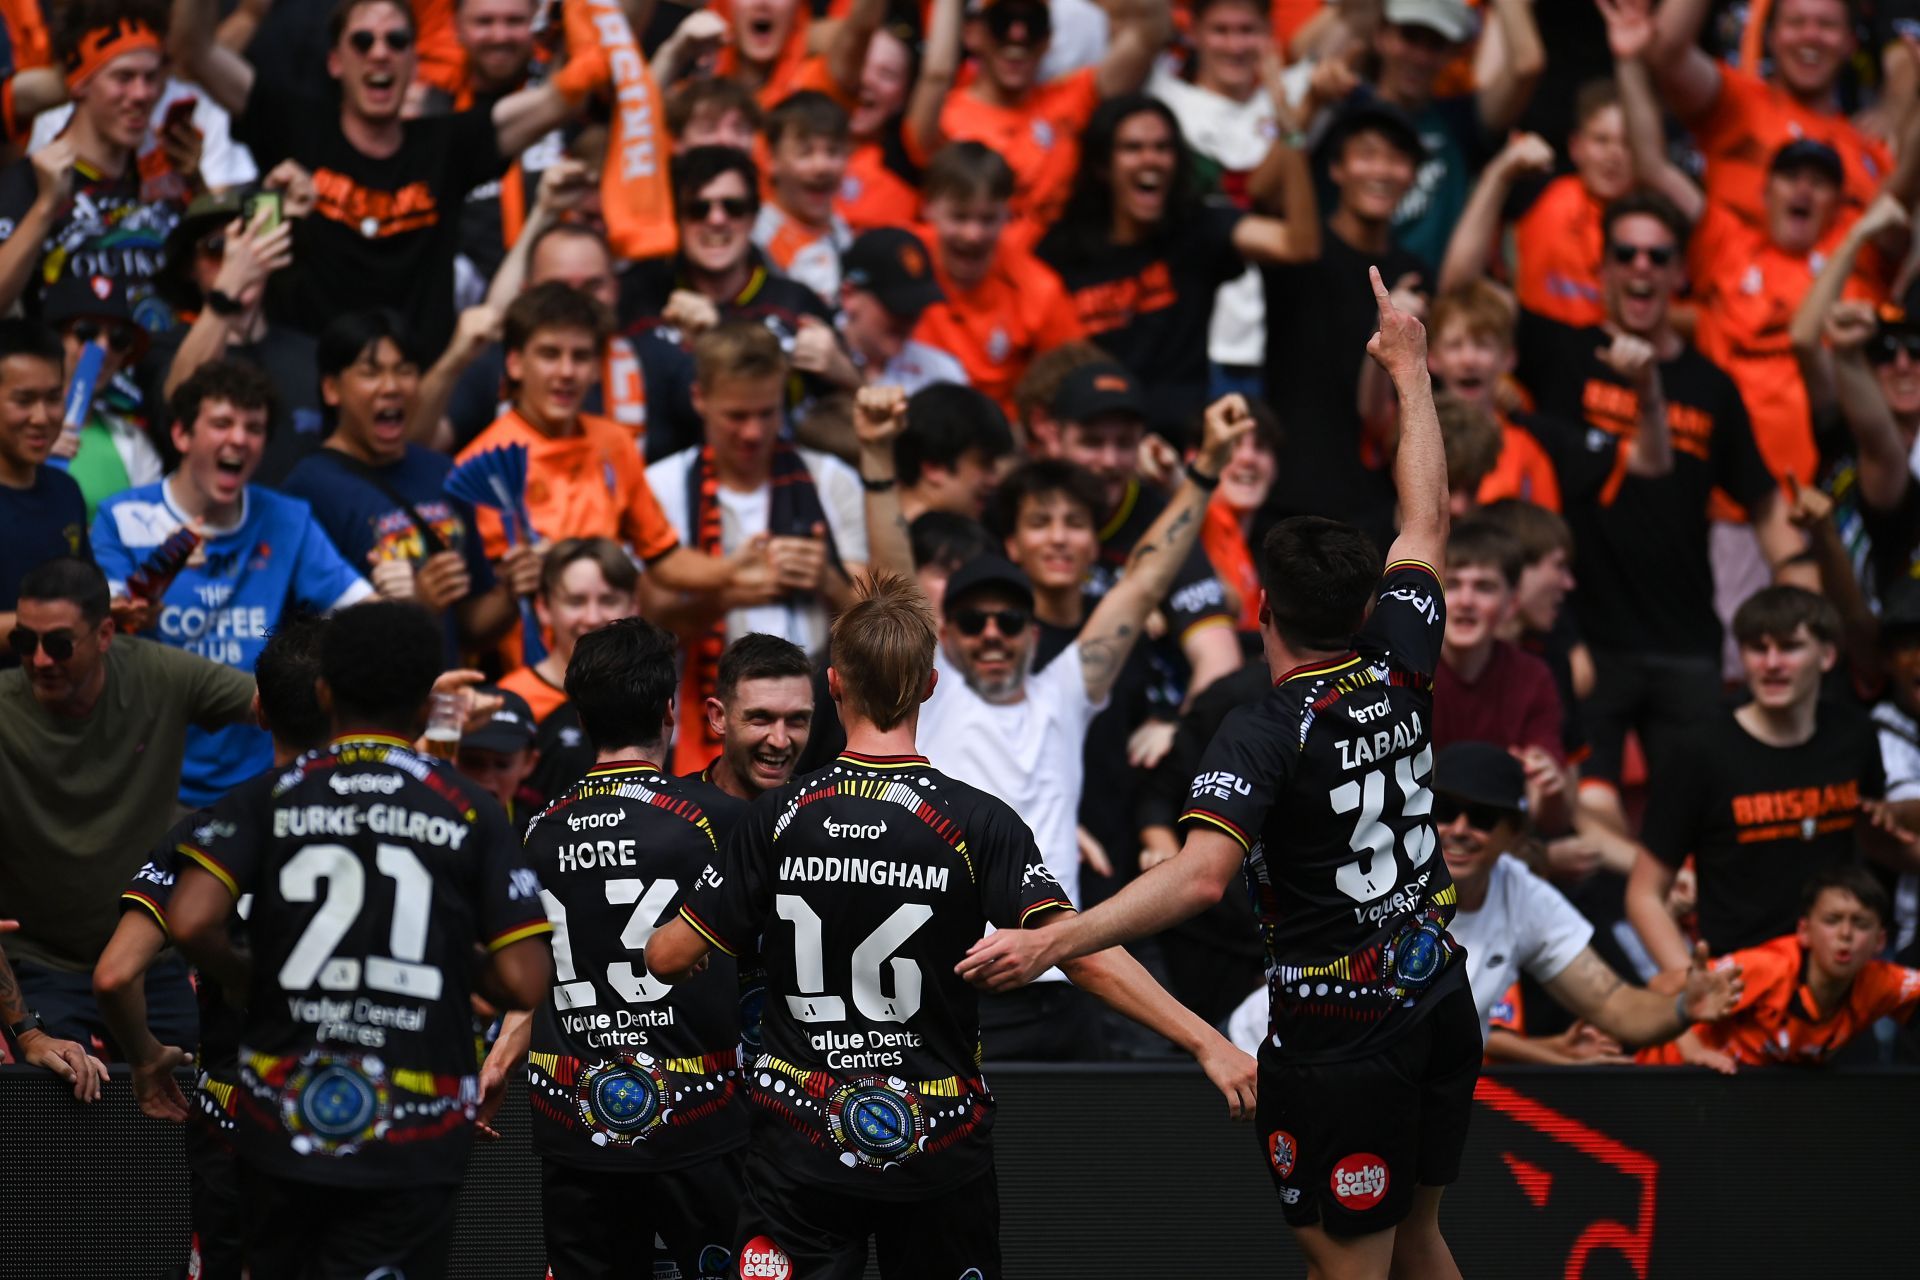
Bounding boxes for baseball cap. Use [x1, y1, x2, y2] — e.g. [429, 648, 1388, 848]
[1051, 360, 1146, 425]
[1320, 98, 1427, 167]
[978, 0, 1051, 42]
[1383, 0, 1476, 42]
[1433, 742, 1528, 816]
[843, 228, 945, 323]
[942, 553, 1034, 615]
[462, 687, 538, 755]
[1769, 138, 1844, 187]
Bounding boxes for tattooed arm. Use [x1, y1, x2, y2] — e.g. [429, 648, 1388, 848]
[1075, 397, 1255, 704]
[1542, 943, 1743, 1048]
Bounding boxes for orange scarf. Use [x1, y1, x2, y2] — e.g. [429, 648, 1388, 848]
[1202, 497, 1260, 632]
[560, 0, 676, 260]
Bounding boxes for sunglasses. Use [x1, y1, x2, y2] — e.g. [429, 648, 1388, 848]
[681, 196, 753, 222]
[196, 232, 226, 259]
[9, 626, 77, 662]
[985, 3, 1051, 43]
[1607, 243, 1676, 268]
[347, 28, 413, 54]
[953, 607, 1029, 638]
[1869, 331, 1920, 366]
[67, 319, 139, 353]
[1432, 793, 1517, 831]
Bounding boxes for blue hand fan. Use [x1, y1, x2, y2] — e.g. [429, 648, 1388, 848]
[46, 343, 105, 472]
[446, 444, 546, 663]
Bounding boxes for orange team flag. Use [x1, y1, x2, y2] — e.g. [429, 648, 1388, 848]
[562, 0, 677, 260]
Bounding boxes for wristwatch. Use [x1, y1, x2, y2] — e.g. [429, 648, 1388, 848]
[205, 288, 245, 317]
[7, 1012, 46, 1043]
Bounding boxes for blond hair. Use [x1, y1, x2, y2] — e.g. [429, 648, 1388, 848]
[693, 320, 787, 392]
[829, 572, 937, 731]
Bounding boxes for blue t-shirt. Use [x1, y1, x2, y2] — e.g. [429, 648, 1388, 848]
[279, 445, 494, 590]
[92, 479, 373, 804]
[0, 465, 90, 611]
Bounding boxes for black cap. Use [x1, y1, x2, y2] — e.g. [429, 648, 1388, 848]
[979, 0, 1052, 40]
[462, 687, 538, 754]
[1433, 742, 1528, 815]
[843, 227, 945, 323]
[1051, 360, 1146, 425]
[1321, 97, 1426, 166]
[42, 264, 135, 329]
[942, 553, 1034, 615]
[1881, 579, 1920, 642]
[1769, 138, 1843, 186]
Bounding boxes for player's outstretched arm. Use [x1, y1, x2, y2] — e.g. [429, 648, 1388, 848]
[1544, 942, 1743, 1049]
[1061, 946, 1256, 1118]
[1368, 266, 1448, 572]
[644, 917, 713, 986]
[957, 827, 1245, 989]
[93, 912, 193, 1122]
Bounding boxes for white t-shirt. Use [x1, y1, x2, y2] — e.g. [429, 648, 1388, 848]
[1874, 700, 1920, 955]
[34, 79, 258, 191]
[1149, 69, 1279, 367]
[1450, 854, 1594, 1041]
[646, 446, 868, 657]
[1040, 0, 1111, 81]
[878, 340, 969, 394]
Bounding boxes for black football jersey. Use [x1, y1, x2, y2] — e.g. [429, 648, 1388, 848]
[180, 734, 553, 1187]
[520, 759, 750, 1168]
[122, 809, 247, 1165]
[1181, 561, 1466, 1064]
[678, 750, 1073, 1198]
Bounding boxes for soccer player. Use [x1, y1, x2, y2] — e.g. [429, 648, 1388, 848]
[165, 601, 554, 1280]
[697, 632, 816, 801]
[960, 268, 1475, 1276]
[646, 572, 1254, 1278]
[91, 614, 332, 1280]
[482, 617, 749, 1279]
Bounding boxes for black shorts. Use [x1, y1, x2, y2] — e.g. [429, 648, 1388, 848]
[188, 1135, 244, 1280]
[734, 1147, 1001, 1280]
[542, 1151, 744, 1280]
[239, 1167, 459, 1280]
[1256, 984, 1481, 1238]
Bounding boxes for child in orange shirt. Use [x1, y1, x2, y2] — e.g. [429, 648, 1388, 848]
[1638, 864, 1920, 1071]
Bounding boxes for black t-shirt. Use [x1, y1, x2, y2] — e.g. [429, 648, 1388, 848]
[678, 750, 1073, 1197]
[1642, 706, 1886, 953]
[231, 79, 508, 353]
[1514, 309, 1777, 659]
[0, 157, 181, 328]
[1181, 560, 1463, 1064]
[121, 808, 244, 1165]
[1037, 204, 1246, 439]
[146, 325, 325, 487]
[520, 759, 749, 1169]
[529, 702, 595, 812]
[1262, 231, 1426, 548]
[180, 736, 552, 1187]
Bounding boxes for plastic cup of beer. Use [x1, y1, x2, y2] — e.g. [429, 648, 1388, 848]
[424, 692, 463, 761]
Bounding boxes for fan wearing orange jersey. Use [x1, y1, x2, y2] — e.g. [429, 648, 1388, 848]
[709, 0, 885, 111]
[940, 0, 1169, 247]
[1639, 864, 1920, 1071]
[911, 142, 1085, 418]
[839, 0, 964, 232]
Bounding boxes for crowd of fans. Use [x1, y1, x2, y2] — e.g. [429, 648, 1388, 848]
[6, 0, 1920, 1135]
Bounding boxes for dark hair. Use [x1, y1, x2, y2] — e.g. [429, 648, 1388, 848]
[18, 556, 111, 624]
[255, 614, 330, 751]
[1573, 78, 1620, 132]
[1013, 339, 1112, 431]
[716, 633, 814, 702]
[1259, 516, 1383, 651]
[1445, 516, 1525, 588]
[1603, 190, 1692, 252]
[1045, 94, 1196, 266]
[923, 141, 1015, 205]
[765, 89, 851, 147]
[169, 359, 277, 438]
[0, 319, 64, 374]
[987, 458, 1106, 539]
[317, 309, 418, 383]
[504, 281, 610, 355]
[1800, 862, 1892, 929]
[909, 512, 997, 572]
[566, 616, 680, 752]
[666, 77, 763, 139]
[327, 0, 414, 47]
[1732, 584, 1839, 648]
[1478, 499, 1574, 564]
[54, 0, 168, 65]
[898, 384, 1015, 486]
[672, 146, 761, 216]
[319, 602, 443, 731]
[539, 537, 639, 599]
[1191, 0, 1269, 19]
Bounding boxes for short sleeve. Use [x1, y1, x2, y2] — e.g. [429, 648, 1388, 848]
[121, 851, 180, 932]
[1164, 544, 1235, 639]
[1180, 702, 1290, 852]
[619, 454, 683, 564]
[1707, 379, 1777, 512]
[1511, 863, 1593, 984]
[1639, 734, 1708, 869]
[89, 500, 136, 595]
[1855, 716, 1887, 800]
[1687, 63, 1765, 156]
[1360, 561, 1445, 676]
[1875, 716, 1920, 802]
[679, 792, 778, 957]
[1862, 963, 1920, 1023]
[1517, 411, 1620, 508]
[810, 453, 870, 565]
[445, 106, 511, 195]
[177, 777, 271, 898]
[468, 796, 552, 952]
[227, 76, 301, 170]
[289, 507, 376, 613]
[168, 645, 259, 731]
[973, 797, 1073, 929]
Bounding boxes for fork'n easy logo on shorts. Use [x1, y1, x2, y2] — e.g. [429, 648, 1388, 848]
[738, 1238, 792, 1279]
[1268, 1129, 1297, 1179]
[1331, 1153, 1389, 1208]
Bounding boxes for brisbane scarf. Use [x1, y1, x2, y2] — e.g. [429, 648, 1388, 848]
[557, 0, 676, 260]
